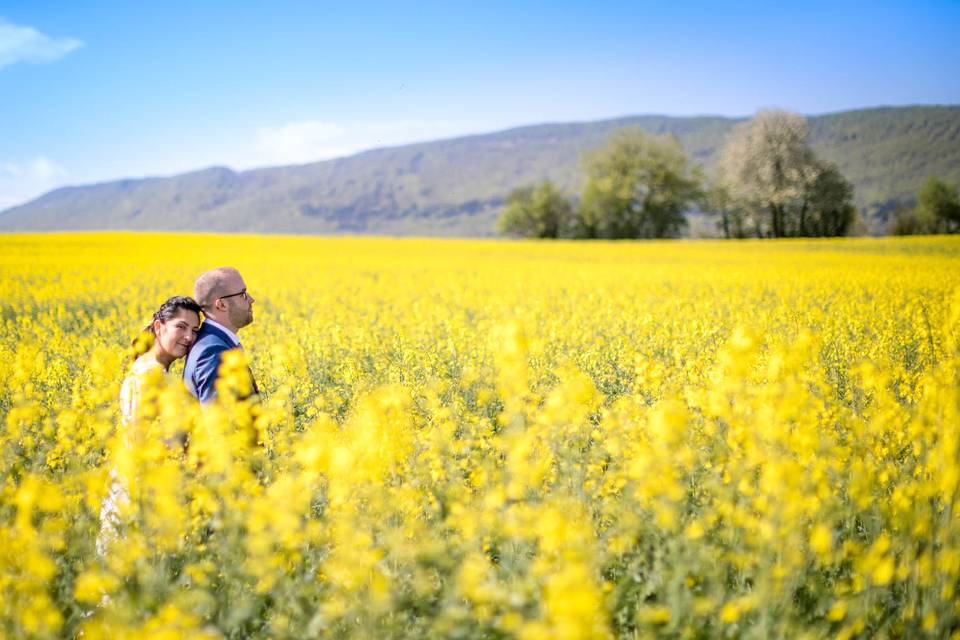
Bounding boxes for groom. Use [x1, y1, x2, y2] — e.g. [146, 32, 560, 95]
[184, 266, 259, 403]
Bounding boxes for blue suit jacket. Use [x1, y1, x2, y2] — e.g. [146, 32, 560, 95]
[183, 322, 258, 403]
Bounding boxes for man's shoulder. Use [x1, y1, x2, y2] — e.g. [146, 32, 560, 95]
[185, 325, 233, 368]
[196, 322, 234, 347]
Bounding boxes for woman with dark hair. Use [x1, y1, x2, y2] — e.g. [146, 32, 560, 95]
[99, 296, 202, 557]
[118, 295, 202, 425]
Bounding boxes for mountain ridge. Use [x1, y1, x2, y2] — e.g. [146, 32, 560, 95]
[3, 105, 958, 236]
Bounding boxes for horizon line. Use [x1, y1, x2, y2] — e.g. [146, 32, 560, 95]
[3, 102, 957, 213]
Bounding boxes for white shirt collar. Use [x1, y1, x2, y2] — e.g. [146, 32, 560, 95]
[203, 317, 241, 347]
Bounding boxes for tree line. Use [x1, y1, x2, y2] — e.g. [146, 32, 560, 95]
[890, 177, 960, 235]
[499, 109, 960, 239]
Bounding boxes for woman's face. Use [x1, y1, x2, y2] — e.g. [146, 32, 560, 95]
[154, 309, 201, 361]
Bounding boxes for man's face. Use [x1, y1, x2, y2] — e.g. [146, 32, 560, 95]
[221, 273, 255, 329]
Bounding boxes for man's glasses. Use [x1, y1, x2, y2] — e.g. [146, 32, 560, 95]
[220, 288, 250, 302]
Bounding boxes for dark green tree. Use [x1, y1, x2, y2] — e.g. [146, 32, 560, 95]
[497, 180, 574, 238]
[890, 205, 929, 235]
[577, 127, 702, 239]
[706, 183, 750, 239]
[916, 176, 960, 233]
[798, 162, 857, 237]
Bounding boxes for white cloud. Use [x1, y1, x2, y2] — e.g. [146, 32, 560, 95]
[252, 119, 465, 167]
[255, 121, 350, 165]
[0, 156, 68, 210]
[0, 18, 83, 70]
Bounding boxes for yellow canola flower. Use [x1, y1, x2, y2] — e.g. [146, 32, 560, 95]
[872, 556, 896, 586]
[74, 571, 119, 604]
[0, 233, 957, 639]
[720, 601, 741, 624]
[810, 523, 833, 558]
[636, 604, 672, 625]
[827, 600, 848, 622]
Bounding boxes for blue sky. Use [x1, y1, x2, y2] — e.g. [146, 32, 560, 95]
[1, 1, 958, 209]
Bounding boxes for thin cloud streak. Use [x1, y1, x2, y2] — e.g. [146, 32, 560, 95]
[0, 18, 83, 70]
[252, 119, 469, 167]
[0, 156, 68, 210]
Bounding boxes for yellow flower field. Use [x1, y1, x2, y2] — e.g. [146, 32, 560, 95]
[1, 232, 959, 639]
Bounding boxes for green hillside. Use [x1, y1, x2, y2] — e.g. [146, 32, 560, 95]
[1, 106, 957, 236]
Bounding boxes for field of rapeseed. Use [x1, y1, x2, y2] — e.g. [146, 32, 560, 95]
[1, 232, 959, 639]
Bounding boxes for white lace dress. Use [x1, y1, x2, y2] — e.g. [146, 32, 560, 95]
[118, 355, 164, 427]
[97, 355, 164, 555]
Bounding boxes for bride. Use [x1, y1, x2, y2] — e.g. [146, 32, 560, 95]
[98, 295, 202, 555]
[119, 296, 203, 424]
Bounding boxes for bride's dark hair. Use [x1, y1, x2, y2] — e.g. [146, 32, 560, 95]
[132, 296, 203, 355]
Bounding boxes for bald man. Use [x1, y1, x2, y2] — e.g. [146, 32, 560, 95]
[183, 266, 259, 403]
